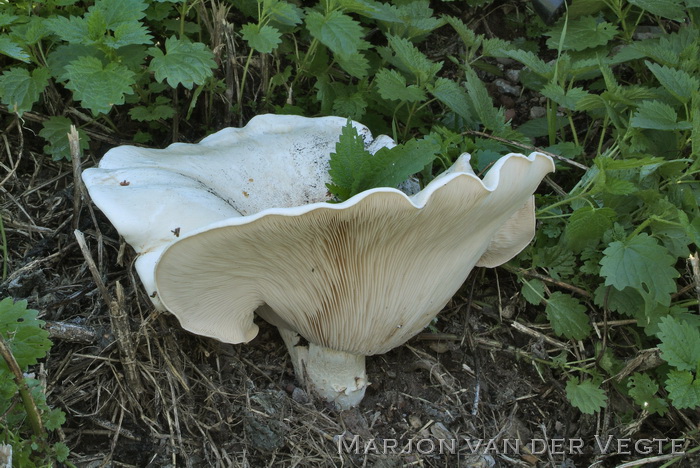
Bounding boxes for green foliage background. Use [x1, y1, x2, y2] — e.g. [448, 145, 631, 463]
[1, 0, 700, 460]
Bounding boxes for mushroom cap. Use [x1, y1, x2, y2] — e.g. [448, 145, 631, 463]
[81, 114, 387, 305]
[154, 152, 555, 354]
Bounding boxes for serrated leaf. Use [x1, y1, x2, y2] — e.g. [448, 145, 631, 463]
[627, 373, 668, 415]
[0, 13, 19, 28]
[241, 23, 281, 54]
[444, 15, 478, 48]
[266, 0, 303, 26]
[327, 121, 440, 201]
[47, 44, 105, 81]
[385, 0, 444, 39]
[0, 34, 31, 62]
[600, 233, 679, 306]
[546, 16, 618, 51]
[0, 67, 50, 116]
[429, 78, 473, 122]
[64, 56, 135, 114]
[92, 0, 148, 28]
[39, 116, 90, 161]
[45, 15, 90, 43]
[521, 278, 545, 305]
[631, 100, 692, 131]
[628, 0, 687, 20]
[501, 49, 552, 78]
[564, 206, 616, 252]
[566, 379, 608, 414]
[336, 51, 370, 79]
[665, 370, 700, 409]
[657, 316, 700, 371]
[129, 103, 175, 121]
[546, 292, 591, 340]
[306, 10, 364, 56]
[375, 68, 426, 102]
[464, 67, 509, 135]
[332, 93, 367, 120]
[383, 34, 442, 84]
[0, 298, 51, 372]
[645, 61, 699, 104]
[44, 408, 67, 431]
[148, 36, 216, 89]
[104, 21, 153, 49]
[540, 83, 590, 110]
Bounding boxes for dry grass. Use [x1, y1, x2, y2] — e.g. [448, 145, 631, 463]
[1, 120, 699, 468]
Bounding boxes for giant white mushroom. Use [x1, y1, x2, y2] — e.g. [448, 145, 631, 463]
[82, 114, 554, 409]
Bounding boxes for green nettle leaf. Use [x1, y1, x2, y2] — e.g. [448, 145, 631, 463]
[335, 52, 370, 79]
[600, 234, 679, 307]
[566, 379, 608, 414]
[384, 34, 442, 84]
[0, 14, 19, 28]
[428, 78, 473, 122]
[64, 56, 135, 114]
[0, 67, 51, 115]
[104, 21, 153, 49]
[630, 100, 692, 131]
[45, 15, 90, 43]
[540, 83, 590, 110]
[39, 116, 90, 161]
[628, 0, 687, 21]
[148, 36, 216, 89]
[0, 34, 31, 62]
[327, 121, 440, 201]
[644, 61, 699, 104]
[545, 292, 591, 340]
[267, 0, 303, 26]
[521, 278, 545, 305]
[331, 93, 367, 120]
[501, 49, 552, 79]
[627, 372, 668, 415]
[129, 103, 175, 122]
[0, 298, 51, 372]
[564, 206, 616, 252]
[93, 0, 148, 27]
[545, 16, 618, 52]
[463, 68, 513, 137]
[305, 10, 364, 55]
[241, 23, 281, 54]
[657, 316, 700, 371]
[665, 370, 700, 409]
[375, 68, 426, 102]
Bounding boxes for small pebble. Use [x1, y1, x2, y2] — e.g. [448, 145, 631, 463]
[493, 78, 521, 96]
[530, 106, 547, 119]
[505, 68, 520, 83]
[291, 387, 310, 404]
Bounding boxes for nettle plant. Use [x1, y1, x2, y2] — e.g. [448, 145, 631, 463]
[0, 298, 68, 466]
[0, 0, 217, 158]
[483, 2, 700, 414]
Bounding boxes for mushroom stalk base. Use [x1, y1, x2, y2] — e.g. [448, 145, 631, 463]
[278, 328, 368, 409]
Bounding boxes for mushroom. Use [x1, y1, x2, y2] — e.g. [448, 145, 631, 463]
[82, 114, 554, 408]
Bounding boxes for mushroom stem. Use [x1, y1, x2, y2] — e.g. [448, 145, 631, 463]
[278, 328, 368, 409]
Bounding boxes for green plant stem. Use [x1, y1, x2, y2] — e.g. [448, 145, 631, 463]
[536, 193, 587, 217]
[0, 334, 46, 439]
[179, 0, 189, 38]
[290, 38, 320, 90]
[238, 48, 255, 106]
[0, 212, 6, 280]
